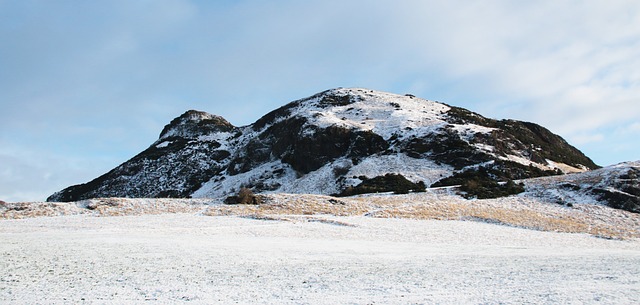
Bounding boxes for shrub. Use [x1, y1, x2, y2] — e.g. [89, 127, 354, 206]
[459, 177, 524, 199]
[224, 188, 262, 205]
[337, 173, 426, 196]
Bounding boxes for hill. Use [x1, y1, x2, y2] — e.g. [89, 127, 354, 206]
[48, 88, 599, 204]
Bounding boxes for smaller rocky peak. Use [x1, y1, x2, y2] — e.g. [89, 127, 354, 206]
[159, 110, 236, 140]
[181, 110, 219, 121]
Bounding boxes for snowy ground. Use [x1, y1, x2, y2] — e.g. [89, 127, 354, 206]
[1, 213, 639, 304]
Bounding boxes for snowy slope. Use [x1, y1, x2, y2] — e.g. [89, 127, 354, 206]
[522, 161, 640, 212]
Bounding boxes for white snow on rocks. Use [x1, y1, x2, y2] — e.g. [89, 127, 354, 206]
[155, 141, 171, 148]
[345, 153, 452, 187]
[299, 88, 451, 140]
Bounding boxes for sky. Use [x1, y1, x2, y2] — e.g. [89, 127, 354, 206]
[1, 0, 639, 202]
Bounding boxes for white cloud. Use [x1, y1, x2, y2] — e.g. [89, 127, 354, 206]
[396, 1, 640, 146]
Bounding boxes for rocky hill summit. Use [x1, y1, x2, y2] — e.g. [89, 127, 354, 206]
[49, 88, 602, 204]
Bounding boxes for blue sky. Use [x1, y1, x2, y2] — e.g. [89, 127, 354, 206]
[1, 0, 639, 202]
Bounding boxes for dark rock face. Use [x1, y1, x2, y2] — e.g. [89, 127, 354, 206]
[229, 115, 388, 176]
[279, 126, 388, 174]
[48, 88, 601, 204]
[401, 128, 493, 169]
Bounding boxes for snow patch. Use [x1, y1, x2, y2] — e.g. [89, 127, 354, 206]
[450, 123, 496, 142]
[155, 141, 171, 148]
[546, 159, 589, 174]
[193, 161, 298, 198]
[347, 154, 453, 187]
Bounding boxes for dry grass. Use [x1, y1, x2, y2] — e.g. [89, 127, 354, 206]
[205, 194, 377, 217]
[370, 201, 630, 239]
[204, 193, 640, 239]
[0, 198, 210, 219]
[3, 193, 638, 239]
[82, 198, 207, 216]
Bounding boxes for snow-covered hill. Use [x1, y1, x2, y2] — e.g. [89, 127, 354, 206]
[48, 88, 598, 204]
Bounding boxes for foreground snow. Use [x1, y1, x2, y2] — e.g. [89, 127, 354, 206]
[1, 214, 639, 304]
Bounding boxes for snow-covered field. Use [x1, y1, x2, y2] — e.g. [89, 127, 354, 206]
[1, 213, 639, 304]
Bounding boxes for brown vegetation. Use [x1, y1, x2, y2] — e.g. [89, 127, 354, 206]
[224, 188, 263, 205]
[205, 193, 640, 240]
[3, 193, 638, 240]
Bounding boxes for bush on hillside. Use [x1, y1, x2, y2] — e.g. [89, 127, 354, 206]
[459, 177, 525, 199]
[433, 165, 525, 199]
[224, 187, 262, 205]
[337, 173, 426, 197]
